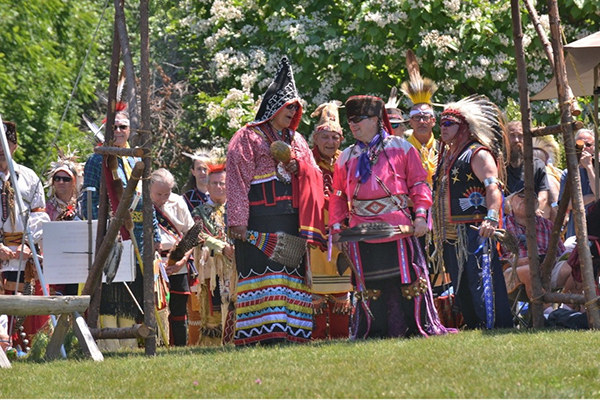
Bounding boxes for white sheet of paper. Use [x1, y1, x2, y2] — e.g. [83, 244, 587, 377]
[42, 220, 135, 284]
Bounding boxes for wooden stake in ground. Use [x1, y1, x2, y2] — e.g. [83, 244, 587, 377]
[547, 0, 600, 328]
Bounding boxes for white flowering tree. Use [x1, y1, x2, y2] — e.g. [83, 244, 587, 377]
[154, 0, 599, 149]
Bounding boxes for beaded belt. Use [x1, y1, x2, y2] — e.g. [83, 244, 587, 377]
[351, 194, 409, 216]
[3, 232, 23, 246]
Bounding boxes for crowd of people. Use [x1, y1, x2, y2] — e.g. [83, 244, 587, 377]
[0, 55, 596, 353]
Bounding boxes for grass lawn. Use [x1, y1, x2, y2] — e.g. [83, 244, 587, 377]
[2, 329, 599, 398]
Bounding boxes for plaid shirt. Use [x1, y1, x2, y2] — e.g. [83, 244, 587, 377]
[502, 212, 565, 259]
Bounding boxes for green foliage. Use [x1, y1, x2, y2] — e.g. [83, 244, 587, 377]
[151, 0, 599, 153]
[0, 0, 111, 175]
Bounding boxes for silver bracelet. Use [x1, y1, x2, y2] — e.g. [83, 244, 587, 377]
[483, 177, 498, 188]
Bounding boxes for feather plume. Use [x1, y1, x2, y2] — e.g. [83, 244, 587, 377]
[385, 87, 399, 109]
[169, 220, 204, 264]
[103, 237, 123, 284]
[400, 50, 437, 106]
[532, 135, 560, 165]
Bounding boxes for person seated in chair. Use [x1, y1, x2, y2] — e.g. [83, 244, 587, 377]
[501, 188, 567, 298]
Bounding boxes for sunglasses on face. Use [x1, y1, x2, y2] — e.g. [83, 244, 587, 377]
[348, 115, 371, 124]
[113, 125, 129, 131]
[53, 176, 73, 183]
[584, 141, 594, 148]
[390, 123, 403, 129]
[411, 115, 432, 122]
[441, 120, 457, 127]
[285, 103, 300, 111]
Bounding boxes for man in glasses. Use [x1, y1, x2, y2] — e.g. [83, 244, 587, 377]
[0, 120, 51, 350]
[82, 109, 162, 350]
[406, 104, 438, 187]
[559, 128, 597, 238]
[506, 121, 550, 216]
[329, 95, 451, 339]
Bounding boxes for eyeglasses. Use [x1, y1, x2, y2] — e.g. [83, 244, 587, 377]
[441, 120, 457, 127]
[584, 141, 594, 148]
[113, 125, 129, 131]
[390, 123, 403, 129]
[285, 103, 300, 111]
[411, 115, 432, 122]
[348, 115, 371, 124]
[53, 176, 73, 183]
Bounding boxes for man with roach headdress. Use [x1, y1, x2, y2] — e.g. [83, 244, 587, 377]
[431, 95, 513, 329]
[329, 95, 452, 339]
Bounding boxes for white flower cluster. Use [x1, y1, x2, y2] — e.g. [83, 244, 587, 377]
[205, 26, 232, 51]
[497, 34, 510, 47]
[464, 65, 486, 80]
[312, 68, 342, 105]
[489, 88, 505, 104]
[443, 0, 461, 14]
[490, 67, 509, 82]
[420, 29, 457, 54]
[477, 55, 491, 67]
[304, 44, 321, 58]
[209, 0, 244, 23]
[323, 38, 342, 53]
[222, 88, 246, 106]
[241, 72, 258, 92]
[227, 107, 248, 130]
[214, 49, 249, 81]
[241, 25, 258, 36]
[206, 102, 225, 120]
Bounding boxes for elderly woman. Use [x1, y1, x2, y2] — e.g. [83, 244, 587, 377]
[329, 95, 450, 339]
[226, 56, 325, 345]
[150, 168, 195, 346]
[46, 151, 83, 296]
[308, 101, 352, 340]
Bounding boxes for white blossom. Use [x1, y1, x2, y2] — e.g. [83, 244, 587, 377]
[209, 0, 243, 23]
[206, 102, 225, 120]
[490, 67, 509, 82]
[477, 55, 491, 67]
[443, 0, 461, 14]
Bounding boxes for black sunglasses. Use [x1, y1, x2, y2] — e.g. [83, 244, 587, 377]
[441, 120, 457, 127]
[113, 125, 129, 131]
[53, 176, 73, 183]
[285, 103, 300, 111]
[348, 115, 370, 124]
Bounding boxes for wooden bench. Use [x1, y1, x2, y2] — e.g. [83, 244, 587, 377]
[0, 295, 102, 368]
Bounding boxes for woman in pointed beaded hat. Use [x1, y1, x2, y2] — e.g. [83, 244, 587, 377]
[226, 56, 326, 346]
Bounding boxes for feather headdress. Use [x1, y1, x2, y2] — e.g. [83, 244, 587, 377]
[441, 94, 508, 185]
[182, 147, 211, 161]
[45, 146, 84, 198]
[206, 147, 227, 174]
[400, 50, 437, 106]
[532, 134, 560, 165]
[385, 87, 408, 123]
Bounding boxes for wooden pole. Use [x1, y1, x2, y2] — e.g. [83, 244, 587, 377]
[90, 324, 152, 340]
[114, 0, 139, 133]
[548, 0, 600, 328]
[88, 16, 122, 329]
[511, 0, 545, 327]
[94, 146, 149, 158]
[140, 0, 156, 356]
[523, 0, 581, 116]
[531, 121, 583, 137]
[81, 162, 145, 297]
[0, 295, 90, 315]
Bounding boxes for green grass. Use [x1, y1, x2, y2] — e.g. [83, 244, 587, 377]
[2, 329, 600, 398]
